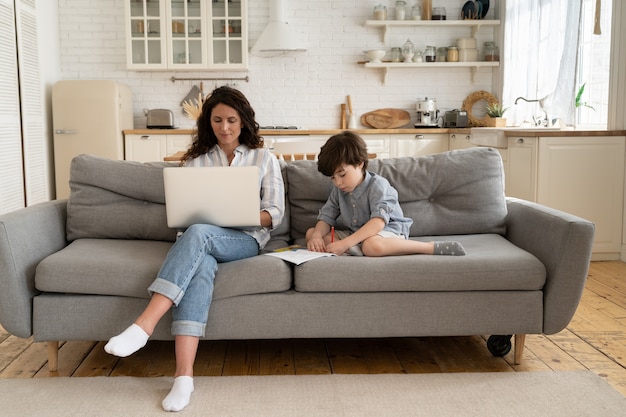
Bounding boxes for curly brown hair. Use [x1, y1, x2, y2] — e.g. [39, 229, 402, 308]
[317, 131, 369, 177]
[180, 86, 263, 165]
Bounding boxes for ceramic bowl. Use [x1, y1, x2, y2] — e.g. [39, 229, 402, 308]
[364, 50, 386, 63]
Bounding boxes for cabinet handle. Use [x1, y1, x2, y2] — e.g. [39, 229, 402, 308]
[450, 134, 456, 139]
[517, 138, 524, 144]
[141, 135, 150, 140]
[414, 134, 424, 140]
[465, 135, 471, 140]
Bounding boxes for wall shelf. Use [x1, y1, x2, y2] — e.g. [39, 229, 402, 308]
[363, 61, 500, 85]
[365, 19, 500, 42]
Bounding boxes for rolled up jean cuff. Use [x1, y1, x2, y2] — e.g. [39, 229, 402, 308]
[172, 320, 205, 337]
[148, 277, 185, 306]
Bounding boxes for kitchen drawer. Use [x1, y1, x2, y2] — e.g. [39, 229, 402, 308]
[124, 134, 166, 163]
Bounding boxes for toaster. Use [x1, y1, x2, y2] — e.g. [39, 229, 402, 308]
[443, 110, 469, 128]
[147, 109, 175, 129]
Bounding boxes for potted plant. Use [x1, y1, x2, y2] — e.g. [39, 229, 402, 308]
[484, 102, 508, 127]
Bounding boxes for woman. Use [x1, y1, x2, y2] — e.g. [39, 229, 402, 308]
[105, 86, 285, 412]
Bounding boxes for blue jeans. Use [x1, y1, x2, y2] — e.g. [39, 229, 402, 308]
[148, 224, 259, 337]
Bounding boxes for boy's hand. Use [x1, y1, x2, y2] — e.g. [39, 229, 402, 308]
[324, 241, 349, 256]
[307, 236, 327, 252]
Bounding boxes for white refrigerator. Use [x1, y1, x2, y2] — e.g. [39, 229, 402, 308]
[52, 80, 134, 199]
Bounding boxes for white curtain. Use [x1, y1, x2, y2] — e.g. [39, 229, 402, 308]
[502, 0, 583, 126]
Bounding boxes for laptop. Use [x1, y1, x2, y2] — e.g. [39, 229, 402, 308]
[163, 166, 261, 229]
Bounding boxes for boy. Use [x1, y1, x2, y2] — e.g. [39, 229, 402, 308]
[305, 131, 465, 257]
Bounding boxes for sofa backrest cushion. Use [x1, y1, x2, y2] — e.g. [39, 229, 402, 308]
[66, 154, 292, 243]
[66, 155, 178, 242]
[287, 147, 507, 239]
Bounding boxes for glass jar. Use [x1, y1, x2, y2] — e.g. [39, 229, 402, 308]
[424, 45, 436, 62]
[373, 4, 387, 20]
[402, 38, 415, 62]
[432, 6, 446, 20]
[411, 5, 422, 20]
[484, 42, 500, 61]
[436, 47, 447, 62]
[447, 46, 459, 62]
[390, 47, 402, 62]
[395, 1, 407, 20]
[413, 50, 423, 62]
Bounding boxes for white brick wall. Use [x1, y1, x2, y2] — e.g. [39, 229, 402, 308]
[58, 0, 499, 129]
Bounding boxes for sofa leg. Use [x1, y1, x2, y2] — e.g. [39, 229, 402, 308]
[514, 334, 526, 365]
[48, 341, 59, 373]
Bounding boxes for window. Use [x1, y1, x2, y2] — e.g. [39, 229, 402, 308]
[576, 0, 612, 128]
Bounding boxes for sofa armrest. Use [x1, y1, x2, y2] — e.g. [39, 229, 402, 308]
[0, 200, 68, 338]
[505, 197, 595, 334]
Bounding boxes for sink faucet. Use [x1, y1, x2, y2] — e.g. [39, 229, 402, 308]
[514, 97, 550, 127]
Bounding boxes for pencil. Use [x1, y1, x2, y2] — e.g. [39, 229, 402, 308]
[331, 226, 335, 243]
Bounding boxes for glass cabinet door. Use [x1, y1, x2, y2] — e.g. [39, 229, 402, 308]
[126, 0, 247, 70]
[128, 0, 166, 68]
[210, 0, 247, 69]
[168, 0, 206, 68]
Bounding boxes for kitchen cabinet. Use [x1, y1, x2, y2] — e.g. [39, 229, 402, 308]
[363, 20, 500, 85]
[505, 136, 538, 202]
[449, 133, 507, 173]
[506, 135, 625, 260]
[449, 133, 474, 150]
[390, 133, 448, 157]
[125, 0, 247, 71]
[125, 133, 192, 162]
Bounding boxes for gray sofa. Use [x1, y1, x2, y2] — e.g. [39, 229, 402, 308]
[0, 147, 595, 371]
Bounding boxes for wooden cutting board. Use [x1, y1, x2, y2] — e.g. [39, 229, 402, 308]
[361, 109, 411, 129]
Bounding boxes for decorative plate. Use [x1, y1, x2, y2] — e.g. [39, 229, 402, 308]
[478, 0, 489, 18]
[461, 1, 475, 19]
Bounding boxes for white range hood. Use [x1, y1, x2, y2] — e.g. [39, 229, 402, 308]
[250, 0, 307, 56]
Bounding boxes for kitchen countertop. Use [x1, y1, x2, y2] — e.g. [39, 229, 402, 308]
[123, 128, 626, 137]
[124, 128, 468, 135]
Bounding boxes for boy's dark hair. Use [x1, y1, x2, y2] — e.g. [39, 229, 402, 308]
[317, 131, 369, 177]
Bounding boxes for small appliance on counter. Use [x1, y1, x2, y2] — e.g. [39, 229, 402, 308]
[443, 109, 469, 128]
[146, 109, 176, 129]
[415, 97, 440, 127]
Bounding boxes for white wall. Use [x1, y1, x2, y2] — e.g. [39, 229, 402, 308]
[57, 0, 499, 129]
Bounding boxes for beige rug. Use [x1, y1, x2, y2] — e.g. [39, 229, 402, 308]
[0, 371, 624, 416]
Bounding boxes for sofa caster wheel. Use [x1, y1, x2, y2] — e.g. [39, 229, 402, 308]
[487, 335, 512, 357]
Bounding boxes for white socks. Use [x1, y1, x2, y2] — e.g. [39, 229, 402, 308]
[104, 327, 194, 411]
[104, 323, 149, 357]
[162, 376, 194, 412]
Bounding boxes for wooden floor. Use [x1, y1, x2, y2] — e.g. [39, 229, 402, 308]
[1, 261, 625, 397]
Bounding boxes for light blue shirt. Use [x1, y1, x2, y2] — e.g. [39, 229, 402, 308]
[317, 171, 412, 237]
[185, 145, 285, 248]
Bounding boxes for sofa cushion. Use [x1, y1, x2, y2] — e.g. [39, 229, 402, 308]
[35, 239, 293, 300]
[66, 154, 178, 242]
[293, 234, 546, 293]
[66, 154, 291, 244]
[287, 148, 507, 238]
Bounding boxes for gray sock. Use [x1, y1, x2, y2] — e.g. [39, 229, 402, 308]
[434, 241, 466, 256]
[347, 245, 364, 256]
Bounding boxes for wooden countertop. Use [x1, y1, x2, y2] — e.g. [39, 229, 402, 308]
[501, 129, 626, 137]
[124, 128, 625, 137]
[124, 128, 470, 135]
